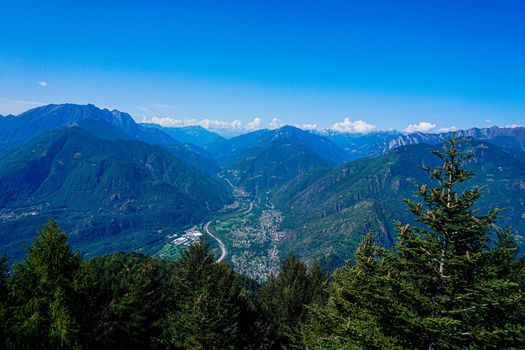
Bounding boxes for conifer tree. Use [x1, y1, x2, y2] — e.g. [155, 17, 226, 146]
[165, 238, 250, 349]
[395, 138, 525, 348]
[88, 252, 173, 349]
[258, 254, 326, 349]
[6, 220, 94, 349]
[304, 138, 525, 349]
[302, 234, 402, 349]
[0, 254, 10, 348]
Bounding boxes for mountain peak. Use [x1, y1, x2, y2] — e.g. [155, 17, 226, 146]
[0, 103, 183, 153]
[15, 103, 135, 126]
[271, 125, 311, 140]
[277, 125, 302, 132]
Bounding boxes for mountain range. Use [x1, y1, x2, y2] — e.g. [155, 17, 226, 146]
[0, 104, 231, 259]
[142, 123, 225, 147]
[0, 103, 524, 267]
[208, 125, 351, 194]
[317, 126, 525, 159]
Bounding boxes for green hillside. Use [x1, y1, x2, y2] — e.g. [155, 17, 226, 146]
[272, 140, 525, 270]
[224, 142, 334, 194]
[0, 128, 232, 260]
[216, 125, 350, 194]
[209, 125, 350, 168]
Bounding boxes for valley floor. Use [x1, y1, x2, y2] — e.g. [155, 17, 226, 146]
[154, 174, 286, 281]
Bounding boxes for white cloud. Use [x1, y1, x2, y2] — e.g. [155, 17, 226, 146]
[269, 118, 283, 129]
[150, 102, 170, 110]
[437, 126, 458, 133]
[135, 103, 180, 116]
[296, 123, 318, 130]
[244, 117, 263, 131]
[404, 121, 436, 133]
[0, 96, 46, 115]
[505, 123, 522, 128]
[485, 119, 492, 124]
[148, 116, 244, 131]
[201, 118, 243, 130]
[143, 115, 269, 134]
[330, 117, 376, 133]
[149, 117, 193, 127]
[38, 81, 47, 87]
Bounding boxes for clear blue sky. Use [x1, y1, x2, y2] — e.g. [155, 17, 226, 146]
[0, 0, 524, 133]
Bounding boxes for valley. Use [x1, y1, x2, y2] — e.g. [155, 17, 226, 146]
[1, 104, 525, 277]
[3, 4, 524, 346]
[154, 171, 286, 281]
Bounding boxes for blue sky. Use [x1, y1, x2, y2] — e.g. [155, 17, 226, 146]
[0, 0, 524, 134]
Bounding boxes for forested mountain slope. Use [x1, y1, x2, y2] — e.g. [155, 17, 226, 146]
[0, 127, 232, 260]
[273, 140, 525, 270]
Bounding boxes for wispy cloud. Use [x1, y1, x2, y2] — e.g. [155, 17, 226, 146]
[405, 121, 436, 133]
[330, 117, 376, 133]
[134, 103, 180, 116]
[38, 81, 48, 87]
[0, 96, 46, 115]
[150, 102, 170, 110]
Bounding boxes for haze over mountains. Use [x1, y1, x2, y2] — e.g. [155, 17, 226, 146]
[1, 103, 524, 267]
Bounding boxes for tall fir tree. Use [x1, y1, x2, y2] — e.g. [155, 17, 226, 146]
[302, 233, 402, 349]
[5, 220, 96, 349]
[87, 252, 176, 349]
[258, 254, 326, 349]
[0, 254, 10, 348]
[304, 137, 525, 349]
[165, 238, 251, 349]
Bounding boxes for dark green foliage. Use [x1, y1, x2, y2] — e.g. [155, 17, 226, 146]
[5, 219, 96, 349]
[257, 254, 326, 349]
[0, 254, 10, 346]
[2, 223, 258, 349]
[392, 139, 525, 348]
[304, 138, 525, 349]
[165, 239, 253, 349]
[87, 252, 177, 349]
[303, 233, 402, 349]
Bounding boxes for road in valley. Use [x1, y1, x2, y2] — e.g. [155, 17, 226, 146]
[204, 220, 227, 263]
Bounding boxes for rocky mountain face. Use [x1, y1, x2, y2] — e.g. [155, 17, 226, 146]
[319, 126, 525, 159]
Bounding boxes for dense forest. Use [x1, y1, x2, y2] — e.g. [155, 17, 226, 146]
[1, 139, 524, 349]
